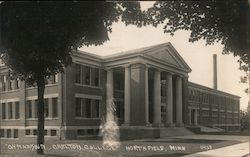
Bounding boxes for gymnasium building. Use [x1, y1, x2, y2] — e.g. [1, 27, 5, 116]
[0, 42, 240, 140]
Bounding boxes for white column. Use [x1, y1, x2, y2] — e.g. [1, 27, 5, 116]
[176, 76, 183, 126]
[124, 65, 131, 125]
[145, 65, 149, 125]
[166, 73, 173, 126]
[153, 70, 161, 126]
[194, 109, 198, 125]
[106, 69, 114, 114]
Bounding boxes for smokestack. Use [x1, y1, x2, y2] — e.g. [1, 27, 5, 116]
[213, 54, 217, 90]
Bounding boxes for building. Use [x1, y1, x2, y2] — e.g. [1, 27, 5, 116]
[0, 42, 240, 140]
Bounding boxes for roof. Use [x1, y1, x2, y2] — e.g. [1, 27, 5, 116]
[188, 82, 240, 99]
[78, 42, 192, 73]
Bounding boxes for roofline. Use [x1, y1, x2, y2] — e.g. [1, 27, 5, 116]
[102, 42, 168, 59]
[166, 42, 192, 72]
[74, 50, 103, 60]
[188, 82, 240, 99]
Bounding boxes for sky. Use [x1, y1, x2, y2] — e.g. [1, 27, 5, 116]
[80, 1, 249, 110]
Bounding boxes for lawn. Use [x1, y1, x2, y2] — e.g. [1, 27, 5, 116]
[0, 136, 241, 157]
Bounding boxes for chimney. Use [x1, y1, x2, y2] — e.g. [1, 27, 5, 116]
[213, 54, 217, 90]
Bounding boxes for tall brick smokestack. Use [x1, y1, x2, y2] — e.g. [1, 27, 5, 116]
[213, 54, 217, 90]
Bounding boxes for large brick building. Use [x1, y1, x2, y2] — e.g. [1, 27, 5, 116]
[0, 42, 240, 140]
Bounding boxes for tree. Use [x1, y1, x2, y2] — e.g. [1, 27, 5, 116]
[240, 103, 250, 131]
[147, 0, 249, 69]
[0, 1, 144, 154]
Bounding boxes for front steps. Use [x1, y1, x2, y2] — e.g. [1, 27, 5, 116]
[119, 126, 195, 140]
[160, 127, 194, 137]
[199, 125, 224, 133]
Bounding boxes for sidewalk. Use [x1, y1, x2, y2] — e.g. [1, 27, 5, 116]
[183, 141, 250, 157]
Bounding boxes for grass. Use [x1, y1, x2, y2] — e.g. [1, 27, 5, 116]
[0, 136, 242, 157]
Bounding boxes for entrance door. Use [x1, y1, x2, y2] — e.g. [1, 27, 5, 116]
[115, 101, 124, 125]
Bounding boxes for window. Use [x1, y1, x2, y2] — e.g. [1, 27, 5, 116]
[161, 106, 166, 113]
[34, 100, 38, 118]
[75, 64, 100, 87]
[161, 83, 166, 97]
[13, 129, 18, 138]
[55, 74, 58, 83]
[44, 99, 48, 118]
[0, 129, 4, 137]
[75, 98, 82, 117]
[52, 98, 58, 118]
[116, 101, 122, 118]
[45, 76, 49, 85]
[75, 98, 100, 118]
[85, 99, 91, 118]
[9, 80, 13, 90]
[25, 129, 31, 135]
[92, 100, 100, 118]
[26, 100, 32, 118]
[77, 129, 85, 136]
[16, 79, 20, 89]
[2, 103, 6, 119]
[91, 68, 99, 86]
[8, 102, 13, 119]
[75, 64, 81, 83]
[77, 129, 98, 136]
[15, 102, 20, 119]
[44, 130, 48, 136]
[7, 129, 11, 138]
[114, 72, 124, 90]
[83, 66, 91, 85]
[0, 75, 6, 91]
[51, 130, 57, 136]
[51, 74, 58, 84]
[33, 129, 37, 136]
[86, 129, 94, 135]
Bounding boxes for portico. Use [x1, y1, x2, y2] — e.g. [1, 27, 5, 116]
[104, 42, 191, 127]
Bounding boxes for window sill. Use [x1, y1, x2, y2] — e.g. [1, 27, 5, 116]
[45, 117, 59, 120]
[26, 83, 58, 89]
[0, 137, 19, 140]
[77, 135, 98, 138]
[0, 89, 20, 93]
[74, 83, 102, 89]
[75, 117, 101, 120]
[1, 119, 20, 121]
[25, 135, 57, 137]
[26, 117, 59, 120]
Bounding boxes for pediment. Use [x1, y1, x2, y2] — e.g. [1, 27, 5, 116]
[143, 43, 191, 72]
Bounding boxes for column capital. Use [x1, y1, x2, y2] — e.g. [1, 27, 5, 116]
[122, 64, 131, 68]
[144, 63, 151, 68]
[166, 71, 174, 76]
[176, 74, 184, 78]
[154, 68, 162, 73]
[105, 67, 113, 71]
[176, 74, 189, 79]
